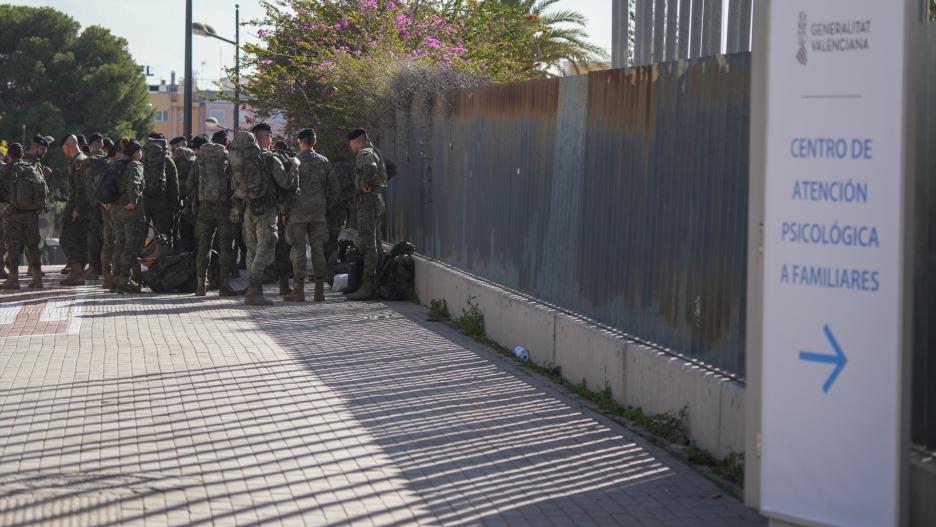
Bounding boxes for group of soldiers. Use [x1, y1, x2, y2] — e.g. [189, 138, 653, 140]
[0, 124, 390, 305]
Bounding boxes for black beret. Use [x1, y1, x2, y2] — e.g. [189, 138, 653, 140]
[88, 133, 104, 144]
[191, 135, 209, 149]
[273, 140, 289, 152]
[32, 135, 49, 148]
[251, 123, 272, 134]
[169, 136, 187, 147]
[211, 130, 230, 144]
[102, 137, 114, 148]
[347, 128, 366, 141]
[76, 134, 88, 145]
[147, 132, 165, 140]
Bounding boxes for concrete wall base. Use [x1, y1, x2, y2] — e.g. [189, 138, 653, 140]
[414, 256, 746, 458]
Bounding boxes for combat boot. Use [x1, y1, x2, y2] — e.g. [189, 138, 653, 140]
[313, 280, 325, 302]
[244, 282, 273, 306]
[285, 279, 305, 302]
[1, 271, 20, 290]
[0, 264, 8, 280]
[346, 278, 373, 301]
[60, 263, 86, 286]
[278, 276, 291, 297]
[195, 273, 207, 297]
[109, 275, 122, 293]
[28, 267, 43, 289]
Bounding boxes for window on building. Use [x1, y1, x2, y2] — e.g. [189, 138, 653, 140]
[154, 110, 169, 122]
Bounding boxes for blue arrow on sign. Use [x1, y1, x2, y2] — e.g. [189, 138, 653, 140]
[799, 324, 848, 394]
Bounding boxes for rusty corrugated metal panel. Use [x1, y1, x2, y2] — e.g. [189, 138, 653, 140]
[912, 30, 936, 450]
[385, 54, 751, 377]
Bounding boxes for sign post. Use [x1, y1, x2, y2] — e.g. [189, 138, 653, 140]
[761, 1, 911, 526]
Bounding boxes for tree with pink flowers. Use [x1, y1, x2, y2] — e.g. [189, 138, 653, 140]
[238, 0, 602, 157]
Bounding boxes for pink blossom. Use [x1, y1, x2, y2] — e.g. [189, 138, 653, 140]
[361, 0, 378, 9]
[425, 36, 442, 48]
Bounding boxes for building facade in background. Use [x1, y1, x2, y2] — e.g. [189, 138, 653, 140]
[148, 75, 287, 139]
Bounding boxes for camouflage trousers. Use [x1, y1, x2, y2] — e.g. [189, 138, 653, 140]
[325, 205, 350, 264]
[275, 220, 291, 281]
[4, 209, 41, 271]
[101, 207, 115, 262]
[243, 207, 278, 285]
[196, 203, 235, 279]
[356, 193, 385, 284]
[111, 206, 146, 278]
[61, 206, 102, 271]
[287, 220, 328, 282]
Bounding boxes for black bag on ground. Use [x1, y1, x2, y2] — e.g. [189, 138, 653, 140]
[143, 252, 197, 294]
[378, 255, 415, 301]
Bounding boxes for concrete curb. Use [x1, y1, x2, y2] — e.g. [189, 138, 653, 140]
[414, 255, 745, 458]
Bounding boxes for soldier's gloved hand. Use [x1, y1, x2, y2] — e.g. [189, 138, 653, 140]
[229, 207, 240, 224]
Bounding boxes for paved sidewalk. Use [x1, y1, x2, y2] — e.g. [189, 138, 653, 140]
[0, 267, 765, 526]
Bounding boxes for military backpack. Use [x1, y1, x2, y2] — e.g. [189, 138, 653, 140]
[99, 159, 128, 205]
[9, 161, 48, 211]
[83, 154, 109, 207]
[228, 131, 266, 202]
[196, 143, 230, 205]
[143, 138, 169, 195]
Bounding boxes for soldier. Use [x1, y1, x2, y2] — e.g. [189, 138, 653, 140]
[188, 130, 239, 297]
[229, 123, 297, 305]
[272, 140, 295, 296]
[285, 128, 339, 302]
[108, 139, 146, 294]
[0, 137, 49, 290]
[99, 138, 118, 289]
[346, 128, 388, 301]
[142, 132, 180, 239]
[170, 136, 197, 252]
[59, 134, 94, 285]
[82, 133, 106, 279]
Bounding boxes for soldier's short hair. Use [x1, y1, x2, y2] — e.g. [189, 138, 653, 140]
[273, 140, 289, 152]
[7, 143, 24, 159]
[297, 128, 316, 145]
[191, 135, 209, 150]
[251, 122, 272, 134]
[76, 134, 88, 146]
[88, 133, 104, 144]
[211, 130, 230, 145]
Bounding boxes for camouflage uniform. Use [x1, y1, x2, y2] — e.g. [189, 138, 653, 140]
[143, 140, 180, 238]
[349, 144, 388, 298]
[2, 155, 48, 288]
[187, 143, 236, 294]
[0, 163, 9, 277]
[60, 151, 89, 270]
[111, 161, 146, 285]
[287, 149, 339, 285]
[79, 154, 109, 279]
[243, 152, 294, 285]
[173, 146, 197, 252]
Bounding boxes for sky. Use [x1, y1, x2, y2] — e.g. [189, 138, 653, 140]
[9, 0, 612, 89]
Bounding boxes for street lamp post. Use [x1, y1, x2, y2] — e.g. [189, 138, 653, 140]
[184, 0, 193, 139]
[192, 5, 241, 131]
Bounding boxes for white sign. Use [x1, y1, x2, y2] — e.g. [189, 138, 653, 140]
[762, 2, 907, 527]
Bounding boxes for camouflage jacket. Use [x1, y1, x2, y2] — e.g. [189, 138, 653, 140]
[288, 149, 340, 224]
[354, 143, 388, 194]
[173, 147, 196, 197]
[67, 151, 89, 212]
[116, 160, 145, 207]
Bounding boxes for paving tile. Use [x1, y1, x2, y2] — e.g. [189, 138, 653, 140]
[0, 267, 765, 526]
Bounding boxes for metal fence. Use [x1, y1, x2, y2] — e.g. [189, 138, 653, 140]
[613, 0, 753, 68]
[382, 54, 752, 376]
[912, 27, 936, 451]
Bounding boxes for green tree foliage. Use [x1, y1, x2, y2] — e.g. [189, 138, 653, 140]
[239, 0, 602, 159]
[0, 5, 153, 144]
